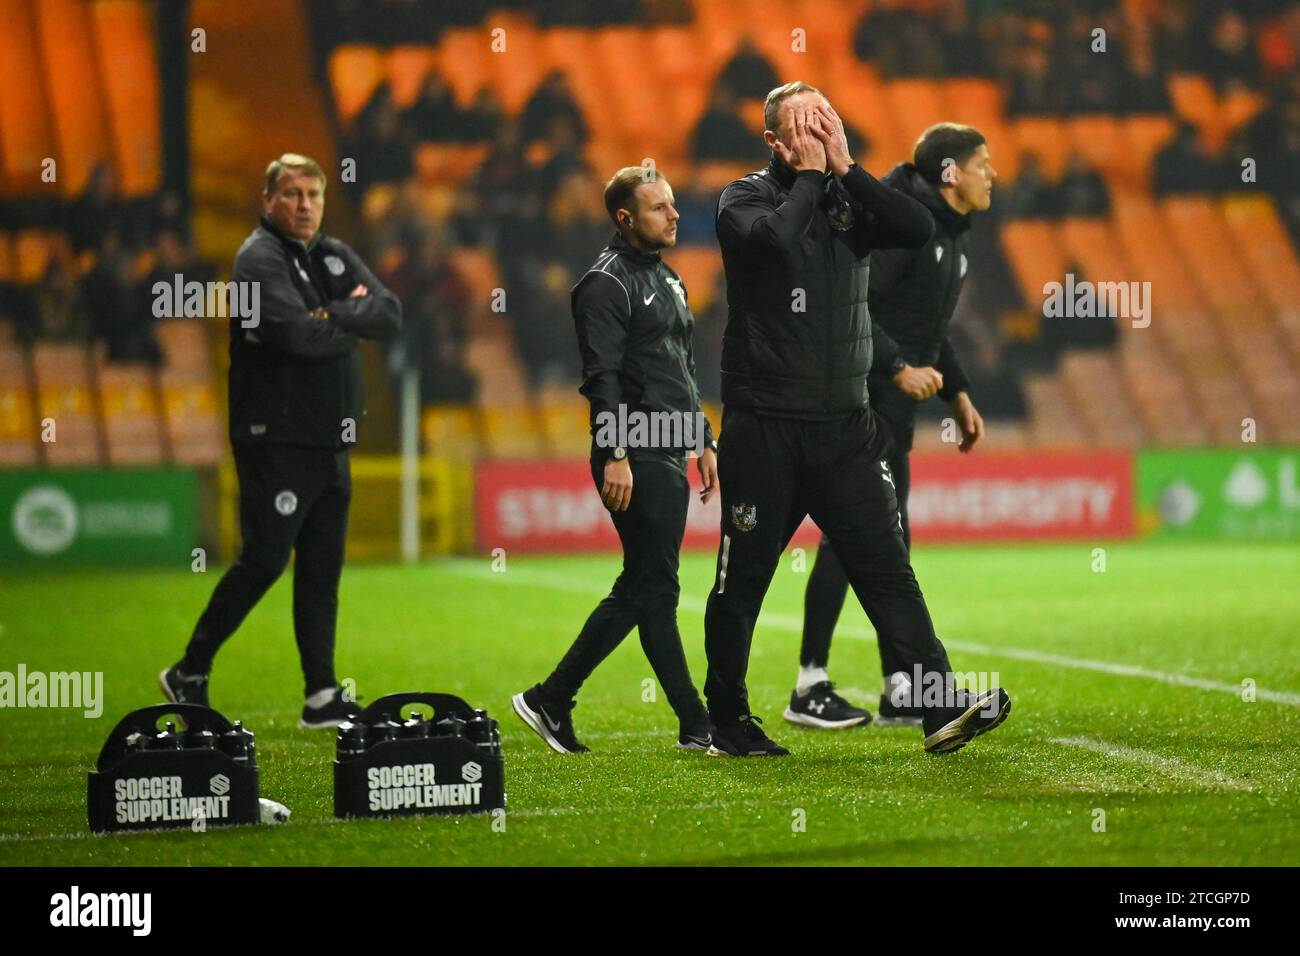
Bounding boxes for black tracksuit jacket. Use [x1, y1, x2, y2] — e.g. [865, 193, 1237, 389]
[227, 217, 402, 449]
[572, 232, 715, 464]
[866, 163, 973, 403]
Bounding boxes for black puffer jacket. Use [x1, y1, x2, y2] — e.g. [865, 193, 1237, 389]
[714, 158, 933, 420]
[866, 163, 973, 402]
[228, 217, 402, 449]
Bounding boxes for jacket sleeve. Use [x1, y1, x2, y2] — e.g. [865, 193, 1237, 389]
[573, 271, 631, 433]
[935, 334, 972, 401]
[325, 243, 403, 340]
[685, 322, 716, 451]
[870, 320, 903, 375]
[716, 170, 823, 255]
[841, 165, 934, 254]
[866, 245, 916, 374]
[233, 246, 358, 359]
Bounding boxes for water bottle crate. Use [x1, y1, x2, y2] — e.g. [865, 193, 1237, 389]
[333, 692, 505, 818]
[88, 704, 260, 833]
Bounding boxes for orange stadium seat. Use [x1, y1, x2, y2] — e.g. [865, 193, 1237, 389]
[489, 15, 546, 115]
[1110, 189, 1226, 369]
[666, 245, 723, 313]
[330, 45, 386, 126]
[0, 348, 38, 467]
[646, 26, 703, 87]
[1120, 115, 1176, 191]
[1059, 350, 1146, 446]
[886, 80, 950, 149]
[1115, 322, 1201, 442]
[422, 404, 482, 460]
[1067, 115, 1127, 180]
[1057, 215, 1134, 289]
[689, 160, 754, 193]
[790, 0, 866, 60]
[538, 27, 591, 78]
[156, 318, 213, 374]
[34, 0, 112, 196]
[1166, 73, 1217, 129]
[941, 78, 1020, 181]
[537, 387, 589, 458]
[31, 342, 101, 466]
[1222, 88, 1266, 139]
[159, 368, 223, 466]
[999, 220, 1067, 307]
[385, 45, 438, 109]
[480, 404, 544, 458]
[0, 0, 56, 192]
[1021, 373, 1090, 447]
[1159, 196, 1265, 321]
[0, 232, 15, 282]
[1010, 117, 1071, 181]
[464, 335, 530, 406]
[436, 28, 492, 109]
[89, 0, 161, 196]
[1220, 195, 1300, 361]
[447, 248, 502, 306]
[826, 61, 905, 174]
[95, 354, 166, 466]
[413, 142, 490, 186]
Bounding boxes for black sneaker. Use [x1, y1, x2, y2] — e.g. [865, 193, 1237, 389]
[299, 688, 361, 729]
[677, 715, 714, 751]
[159, 664, 209, 708]
[922, 688, 1012, 754]
[512, 685, 589, 754]
[707, 714, 789, 757]
[783, 681, 872, 729]
[876, 694, 924, 726]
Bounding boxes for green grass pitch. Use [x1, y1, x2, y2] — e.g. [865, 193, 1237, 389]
[2, 540, 1297, 866]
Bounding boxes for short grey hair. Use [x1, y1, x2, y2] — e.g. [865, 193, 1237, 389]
[264, 153, 326, 194]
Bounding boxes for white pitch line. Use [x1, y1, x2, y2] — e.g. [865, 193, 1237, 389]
[1051, 736, 1254, 791]
[444, 560, 1300, 708]
[0, 797, 737, 844]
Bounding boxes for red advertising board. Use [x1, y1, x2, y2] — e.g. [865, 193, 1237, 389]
[474, 458, 821, 554]
[907, 450, 1134, 542]
[474, 451, 1134, 553]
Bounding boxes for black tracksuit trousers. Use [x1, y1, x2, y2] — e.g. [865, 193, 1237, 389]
[802, 393, 916, 674]
[541, 454, 708, 729]
[182, 443, 351, 696]
[703, 405, 949, 722]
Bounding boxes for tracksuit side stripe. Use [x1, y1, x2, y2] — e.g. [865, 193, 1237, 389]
[717, 534, 731, 594]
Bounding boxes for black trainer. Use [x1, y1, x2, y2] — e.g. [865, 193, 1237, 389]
[299, 688, 362, 729]
[783, 681, 872, 729]
[922, 687, 1012, 754]
[677, 714, 714, 751]
[707, 714, 789, 757]
[876, 694, 925, 726]
[512, 685, 589, 754]
[159, 664, 209, 708]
